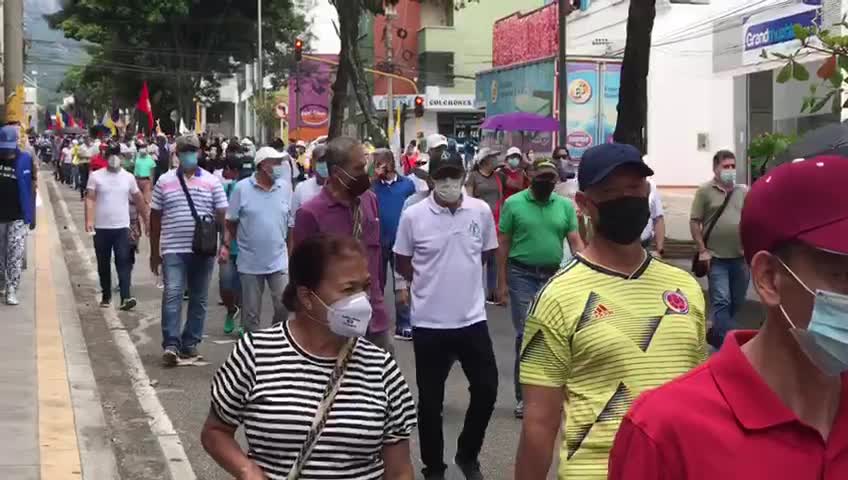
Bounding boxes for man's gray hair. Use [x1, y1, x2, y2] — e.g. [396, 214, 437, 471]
[324, 136, 361, 172]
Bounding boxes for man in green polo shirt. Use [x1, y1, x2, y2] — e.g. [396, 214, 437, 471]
[497, 159, 584, 418]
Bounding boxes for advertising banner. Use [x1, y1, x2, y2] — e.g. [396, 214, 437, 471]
[601, 63, 622, 145]
[565, 62, 600, 159]
[742, 4, 820, 65]
[475, 59, 555, 117]
[288, 54, 336, 140]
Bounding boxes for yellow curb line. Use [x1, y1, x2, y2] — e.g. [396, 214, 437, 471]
[35, 181, 82, 479]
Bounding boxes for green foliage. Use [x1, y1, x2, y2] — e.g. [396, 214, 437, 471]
[49, 0, 309, 131]
[771, 13, 848, 115]
[748, 132, 797, 181]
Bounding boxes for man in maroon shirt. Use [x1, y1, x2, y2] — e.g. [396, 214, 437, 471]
[292, 136, 391, 352]
[608, 155, 848, 480]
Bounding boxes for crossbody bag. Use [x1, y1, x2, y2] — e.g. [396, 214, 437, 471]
[177, 170, 218, 256]
[691, 187, 735, 278]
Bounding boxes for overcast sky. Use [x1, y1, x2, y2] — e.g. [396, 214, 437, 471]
[309, 0, 341, 55]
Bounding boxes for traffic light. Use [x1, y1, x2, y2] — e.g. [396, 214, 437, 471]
[414, 96, 424, 117]
[294, 38, 303, 62]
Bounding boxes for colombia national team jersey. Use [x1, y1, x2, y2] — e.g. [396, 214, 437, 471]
[520, 254, 707, 479]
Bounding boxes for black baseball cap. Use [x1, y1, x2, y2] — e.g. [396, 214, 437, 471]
[578, 143, 654, 191]
[429, 150, 464, 178]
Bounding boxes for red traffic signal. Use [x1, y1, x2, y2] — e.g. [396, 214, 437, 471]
[414, 96, 424, 117]
[294, 38, 303, 62]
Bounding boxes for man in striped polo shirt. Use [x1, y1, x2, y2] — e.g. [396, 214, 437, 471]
[150, 134, 228, 367]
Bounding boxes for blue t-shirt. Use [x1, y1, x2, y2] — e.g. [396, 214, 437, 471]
[225, 176, 292, 275]
[372, 175, 416, 248]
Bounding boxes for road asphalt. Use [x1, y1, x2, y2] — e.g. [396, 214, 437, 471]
[43, 174, 763, 480]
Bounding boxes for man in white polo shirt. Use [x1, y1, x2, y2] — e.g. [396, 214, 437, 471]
[394, 151, 499, 480]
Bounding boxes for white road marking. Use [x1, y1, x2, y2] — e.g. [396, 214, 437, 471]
[51, 180, 197, 480]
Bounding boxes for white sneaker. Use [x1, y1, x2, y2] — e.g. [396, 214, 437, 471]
[6, 287, 19, 306]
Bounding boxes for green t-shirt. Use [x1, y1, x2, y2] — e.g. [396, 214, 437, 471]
[499, 189, 578, 267]
[134, 154, 156, 178]
[690, 181, 747, 259]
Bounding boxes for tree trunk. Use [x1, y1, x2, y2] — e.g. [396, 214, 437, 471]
[328, 0, 387, 144]
[613, 0, 655, 153]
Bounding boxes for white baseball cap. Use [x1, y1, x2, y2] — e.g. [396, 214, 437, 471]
[254, 146, 286, 167]
[506, 146, 522, 158]
[426, 133, 447, 151]
[296, 140, 307, 148]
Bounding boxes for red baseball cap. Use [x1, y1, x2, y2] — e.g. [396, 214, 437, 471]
[740, 155, 848, 263]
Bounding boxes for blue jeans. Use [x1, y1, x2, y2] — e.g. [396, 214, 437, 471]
[508, 261, 554, 403]
[485, 259, 498, 298]
[707, 257, 750, 348]
[381, 246, 411, 332]
[161, 253, 215, 352]
[93, 228, 131, 301]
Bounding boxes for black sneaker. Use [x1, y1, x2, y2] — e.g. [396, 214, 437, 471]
[183, 291, 189, 301]
[514, 401, 524, 419]
[119, 297, 137, 311]
[162, 347, 179, 368]
[455, 456, 484, 480]
[393, 329, 413, 341]
[179, 346, 202, 362]
[99, 296, 111, 308]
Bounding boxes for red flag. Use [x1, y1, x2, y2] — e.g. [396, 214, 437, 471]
[136, 81, 154, 131]
[69, 115, 78, 128]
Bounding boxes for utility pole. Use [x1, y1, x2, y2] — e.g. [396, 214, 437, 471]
[385, 2, 397, 146]
[557, 0, 568, 147]
[4, 0, 24, 122]
[256, 0, 264, 143]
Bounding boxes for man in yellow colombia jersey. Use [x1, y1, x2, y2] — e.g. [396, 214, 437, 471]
[514, 143, 707, 479]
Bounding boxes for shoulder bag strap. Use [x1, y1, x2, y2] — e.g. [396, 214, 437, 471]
[351, 199, 363, 241]
[286, 338, 357, 480]
[703, 187, 735, 247]
[177, 170, 200, 222]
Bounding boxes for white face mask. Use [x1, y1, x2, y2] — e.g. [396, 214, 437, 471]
[433, 177, 463, 203]
[107, 155, 122, 170]
[312, 292, 372, 338]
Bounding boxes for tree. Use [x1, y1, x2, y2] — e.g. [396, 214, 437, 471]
[613, 0, 655, 152]
[48, 0, 308, 132]
[327, 0, 479, 144]
[771, 17, 848, 115]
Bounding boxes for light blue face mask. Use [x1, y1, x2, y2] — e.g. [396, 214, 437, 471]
[179, 151, 198, 169]
[779, 258, 848, 376]
[315, 161, 329, 179]
[271, 164, 286, 180]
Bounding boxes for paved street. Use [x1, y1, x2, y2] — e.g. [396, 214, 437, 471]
[33, 172, 763, 480]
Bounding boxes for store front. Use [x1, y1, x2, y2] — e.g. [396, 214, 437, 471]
[713, 0, 844, 182]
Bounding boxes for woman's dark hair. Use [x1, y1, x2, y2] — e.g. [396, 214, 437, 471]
[282, 235, 366, 312]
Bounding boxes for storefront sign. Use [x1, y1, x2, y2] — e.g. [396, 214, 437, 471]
[742, 5, 820, 65]
[372, 95, 419, 111]
[426, 94, 476, 111]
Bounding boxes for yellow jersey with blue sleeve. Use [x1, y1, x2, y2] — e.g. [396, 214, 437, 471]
[520, 254, 707, 479]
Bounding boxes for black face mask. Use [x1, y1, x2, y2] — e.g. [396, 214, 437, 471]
[593, 196, 651, 245]
[531, 178, 556, 202]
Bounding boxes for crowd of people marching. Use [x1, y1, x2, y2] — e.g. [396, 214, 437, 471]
[2, 124, 847, 479]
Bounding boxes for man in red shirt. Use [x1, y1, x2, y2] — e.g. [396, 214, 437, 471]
[608, 155, 848, 480]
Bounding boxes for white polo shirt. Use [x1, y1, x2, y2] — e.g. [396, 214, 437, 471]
[641, 180, 665, 242]
[394, 194, 498, 330]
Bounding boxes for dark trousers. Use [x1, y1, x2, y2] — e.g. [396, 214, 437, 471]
[380, 246, 411, 332]
[94, 228, 132, 301]
[78, 163, 90, 198]
[413, 321, 498, 476]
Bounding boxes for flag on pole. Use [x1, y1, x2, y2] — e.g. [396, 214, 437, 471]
[136, 81, 155, 132]
[195, 102, 202, 134]
[55, 106, 64, 130]
[179, 118, 189, 135]
[102, 112, 117, 136]
[390, 103, 402, 169]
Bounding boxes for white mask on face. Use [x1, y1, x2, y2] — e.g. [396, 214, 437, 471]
[312, 292, 372, 338]
[433, 177, 463, 203]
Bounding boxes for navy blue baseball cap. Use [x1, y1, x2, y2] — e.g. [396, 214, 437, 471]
[0, 125, 19, 150]
[578, 143, 654, 191]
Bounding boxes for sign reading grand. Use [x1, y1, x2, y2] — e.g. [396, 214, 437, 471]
[742, 6, 820, 65]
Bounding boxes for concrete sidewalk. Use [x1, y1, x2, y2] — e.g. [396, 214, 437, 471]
[0, 183, 119, 480]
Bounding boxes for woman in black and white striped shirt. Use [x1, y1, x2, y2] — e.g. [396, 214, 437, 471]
[202, 234, 417, 480]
